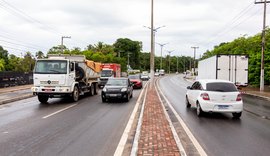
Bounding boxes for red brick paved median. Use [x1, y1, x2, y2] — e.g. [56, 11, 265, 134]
[137, 86, 180, 156]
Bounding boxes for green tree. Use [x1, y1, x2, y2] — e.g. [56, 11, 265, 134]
[113, 38, 142, 69]
[36, 51, 44, 59]
[0, 58, 5, 71]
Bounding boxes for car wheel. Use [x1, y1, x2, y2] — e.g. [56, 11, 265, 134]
[197, 102, 204, 116]
[72, 86, 79, 102]
[232, 112, 242, 118]
[38, 95, 48, 104]
[125, 93, 130, 102]
[186, 96, 191, 108]
[102, 97, 106, 103]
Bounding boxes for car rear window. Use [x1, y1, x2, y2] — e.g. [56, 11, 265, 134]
[206, 82, 238, 92]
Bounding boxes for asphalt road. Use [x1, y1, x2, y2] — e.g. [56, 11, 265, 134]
[158, 75, 270, 156]
[0, 88, 142, 156]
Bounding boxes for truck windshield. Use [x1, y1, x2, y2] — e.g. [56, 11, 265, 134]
[101, 70, 113, 77]
[34, 60, 67, 74]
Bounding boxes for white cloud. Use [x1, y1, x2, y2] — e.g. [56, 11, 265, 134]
[0, 0, 268, 58]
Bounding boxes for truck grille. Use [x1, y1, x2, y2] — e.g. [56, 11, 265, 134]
[40, 81, 59, 85]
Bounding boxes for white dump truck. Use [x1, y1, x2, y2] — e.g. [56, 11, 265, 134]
[198, 54, 248, 86]
[32, 54, 101, 103]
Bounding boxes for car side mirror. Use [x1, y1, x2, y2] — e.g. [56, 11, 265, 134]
[187, 86, 191, 90]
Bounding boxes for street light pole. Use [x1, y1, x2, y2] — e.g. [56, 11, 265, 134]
[167, 50, 174, 74]
[191, 46, 199, 75]
[150, 0, 154, 88]
[255, 0, 270, 91]
[61, 36, 71, 53]
[156, 42, 168, 70]
[177, 56, 179, 73]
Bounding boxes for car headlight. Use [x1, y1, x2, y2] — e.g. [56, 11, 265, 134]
[102, 87, 107, 92]
[121, 88, 127, 92]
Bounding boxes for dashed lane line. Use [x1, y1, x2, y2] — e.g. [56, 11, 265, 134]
[42, 104, 78, 119]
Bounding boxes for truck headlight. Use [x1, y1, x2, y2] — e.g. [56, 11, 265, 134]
[103, 87, 107, 92]
[121, 88, 127, 92]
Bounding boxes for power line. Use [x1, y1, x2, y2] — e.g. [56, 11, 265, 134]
[0, 0, 57, 34]
[201, 6, 261, 47]
[0, 39, 41, 50]
[199, 2, 257, 46]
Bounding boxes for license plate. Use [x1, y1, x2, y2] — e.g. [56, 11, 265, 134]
[44, 89, 53, 92]
[218, 105, 229, 109]
[109, 94, 117, 97]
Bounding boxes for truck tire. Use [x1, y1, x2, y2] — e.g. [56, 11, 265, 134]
[38, 95, 48, 104]
[72, 86, 79, 102]
[89, 84, 94, 96]
[75, 66, 85, 81]
[94, 83, 98, 95]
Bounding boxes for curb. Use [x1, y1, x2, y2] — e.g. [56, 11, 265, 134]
[243, 92, 270, 101]
[0, 94, 34, 105]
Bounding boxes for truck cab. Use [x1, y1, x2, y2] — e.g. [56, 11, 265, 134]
[32, 55, 100, 104]
[98, 63, 121, 88]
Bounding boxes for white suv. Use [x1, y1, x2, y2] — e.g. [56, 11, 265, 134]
[186, 79, 243, 118]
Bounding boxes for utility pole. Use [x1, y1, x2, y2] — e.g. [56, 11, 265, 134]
[191, 46, 199, 76]
[167, 50, 174, 74]
[156, 42, 169, 70]
[255, 0, 270, 91]
[150, 0, 154, 88]
[61, 36, 71, 53]
[177, 56, 179, 73]
[127, 52, 132, 70]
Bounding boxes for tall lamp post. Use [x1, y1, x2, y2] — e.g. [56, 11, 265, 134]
[156, 42, 169, 70]
[255, 0, 270, 91]
[191, 46, 199, 75]
[61, 36, 71, 53]
[167, 50, 174, 74]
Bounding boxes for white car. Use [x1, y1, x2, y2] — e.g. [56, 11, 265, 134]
[186, 79, 243, 118]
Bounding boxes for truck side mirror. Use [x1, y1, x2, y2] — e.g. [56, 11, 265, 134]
[70, 63, 74, 72]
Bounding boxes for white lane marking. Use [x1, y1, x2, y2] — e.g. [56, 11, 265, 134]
[130, 83, 148, 156]
[114, 82, 149, 156]
[42, 104, 78, 119]
[157, 80, 208, 156]
[155, 81, 187, 156]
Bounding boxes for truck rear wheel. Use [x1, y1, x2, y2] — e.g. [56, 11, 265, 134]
[38, 95, 48, 104]
[89, 84, 94, 96]
[72, 86, 79, 102]
[94, 83, 98, 95]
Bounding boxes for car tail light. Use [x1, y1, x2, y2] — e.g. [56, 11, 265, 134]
[200, 93, 210, 100]
[236, 93, 242, 101]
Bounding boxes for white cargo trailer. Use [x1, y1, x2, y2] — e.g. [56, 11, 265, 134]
[198, 55, 248, 86]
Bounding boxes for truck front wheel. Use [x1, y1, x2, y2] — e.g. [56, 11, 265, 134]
[38, 95, 48, 104]
[72, 86, 79, 102]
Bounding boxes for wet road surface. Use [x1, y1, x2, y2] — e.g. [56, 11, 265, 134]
[0, 89, 142, 156]
[159, 75, 270, 156]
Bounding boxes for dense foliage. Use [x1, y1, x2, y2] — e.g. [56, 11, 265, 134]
[201, 28, 270, 86]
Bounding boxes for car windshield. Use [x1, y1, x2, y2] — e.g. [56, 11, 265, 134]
[106, 79, 127, 86]
[101, 70, 113, 77]
[128, 75, 140, 79]
[206, 82, 238, 92]
[34, 60, 67, 74]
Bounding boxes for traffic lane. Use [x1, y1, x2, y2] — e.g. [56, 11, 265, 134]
[159, 75, 270, 156]
[0, 89, 142, 156]
[242, 94, 270, 119]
